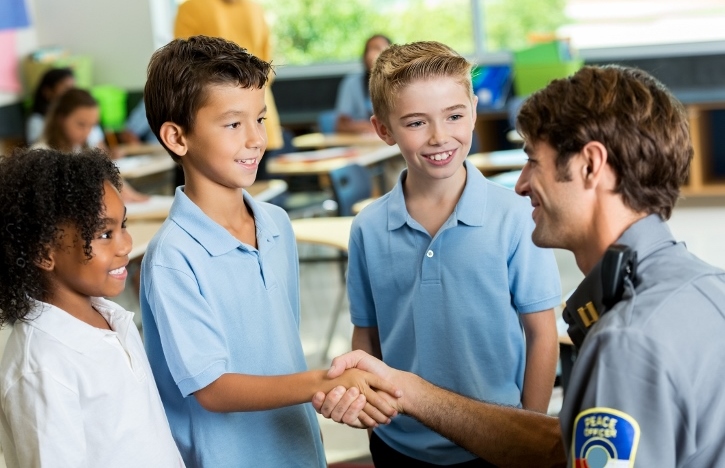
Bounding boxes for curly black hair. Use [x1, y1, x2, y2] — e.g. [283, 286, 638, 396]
[0, 147, 122, 325]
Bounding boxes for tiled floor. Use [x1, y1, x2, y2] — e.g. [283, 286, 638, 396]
[1, 195, 724, 466]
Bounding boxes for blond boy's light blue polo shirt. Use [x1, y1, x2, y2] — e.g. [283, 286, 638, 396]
[140, 187, 325, 468]
[348, 160, 561, 464]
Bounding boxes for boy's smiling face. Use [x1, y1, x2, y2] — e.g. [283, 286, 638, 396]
[180, 84, 267, 191]
[372, 76, 477, 186]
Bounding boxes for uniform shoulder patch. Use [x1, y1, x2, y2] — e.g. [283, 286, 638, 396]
[572, 407, 640, 468]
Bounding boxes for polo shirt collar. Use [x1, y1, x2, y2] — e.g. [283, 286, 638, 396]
[386, 159, 487, 231]
[169, 186, 281, 256]
[24, 298, 134, 354]
[616, 213, 676, 260]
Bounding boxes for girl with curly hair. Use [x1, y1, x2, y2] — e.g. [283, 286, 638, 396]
[0, 147, 183, 467]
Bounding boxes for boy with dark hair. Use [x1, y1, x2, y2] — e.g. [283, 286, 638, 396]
[348, 40, 562, 466]
[141, 36, 399, 467]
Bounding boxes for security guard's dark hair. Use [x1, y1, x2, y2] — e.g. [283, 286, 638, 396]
[0, 147, 122, 324]
[516, 65, 692, 220]
[144, 35, 273, 163]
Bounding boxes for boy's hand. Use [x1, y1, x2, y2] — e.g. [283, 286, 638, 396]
[325, 368, 401, 428]
[313, 351, 404, 428]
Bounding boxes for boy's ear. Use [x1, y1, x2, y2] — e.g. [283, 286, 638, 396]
[159, 122, 188, 157]
[371, 115, 396, 146]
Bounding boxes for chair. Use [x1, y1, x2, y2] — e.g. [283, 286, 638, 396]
[317, 109, 338, 135]
[328, 163, 373, 216]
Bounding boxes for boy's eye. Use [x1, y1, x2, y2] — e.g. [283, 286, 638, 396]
[450, 114, 463, 121]
[121, 218, 128, 229]
[257, 117, 267, 124]
[227, 122, 241, 129]
[99, 231, 112, 240]
[407, 121, 423, 128]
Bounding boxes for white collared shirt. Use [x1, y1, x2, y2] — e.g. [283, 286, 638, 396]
[0, 298, 184, 467]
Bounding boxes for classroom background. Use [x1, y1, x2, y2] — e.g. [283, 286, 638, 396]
[1, 0, 725, 465]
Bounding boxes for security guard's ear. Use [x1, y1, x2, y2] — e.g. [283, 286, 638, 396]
[371, 115, 396, 146]
[159, 122, 188, 158]
[580, 141, 609, 189]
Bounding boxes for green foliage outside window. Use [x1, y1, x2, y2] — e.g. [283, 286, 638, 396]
[258, 0, 568, 66]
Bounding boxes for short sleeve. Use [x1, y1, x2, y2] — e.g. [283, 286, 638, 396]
[87, 125, 105, 147]
[347, 224, 377, 327]
[568, 329, 688, 466]
[144, 264, 229, 397]
[508, 214, 561, 313]
[2, 372, 86, 467]
[26, 114, 44, 144]
[335, 74, 366, 121]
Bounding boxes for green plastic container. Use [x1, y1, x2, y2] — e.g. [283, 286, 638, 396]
[90, 85, 127, 132]
[513, 42, 565, 65]
[513, 60, 583, 96]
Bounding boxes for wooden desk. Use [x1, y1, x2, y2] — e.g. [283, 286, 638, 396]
[468, 149, 527, 176]
[292, 132, 384, 149]
[115, 143, 165, 157]
[116, 153, 176, 180]
[290, 217, 354, 252]
[268, 144, 401, 177]
[127, 220, 165, 261]
[125, 179, 289, 222]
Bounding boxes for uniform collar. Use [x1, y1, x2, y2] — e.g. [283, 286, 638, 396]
[616, 213, 676, 260]
[169, 186, 280, 256]
[24, 298, 135, 354]
[387, 159, 487, 231]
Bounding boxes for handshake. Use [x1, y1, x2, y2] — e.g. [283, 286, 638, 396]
[314, 350, 411, 429]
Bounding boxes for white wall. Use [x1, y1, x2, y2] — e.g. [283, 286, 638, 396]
[30, 0, 160, 90]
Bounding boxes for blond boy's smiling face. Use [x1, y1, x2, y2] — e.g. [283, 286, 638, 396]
[372, 76, 477, 188]
[182, 84, 267, 191]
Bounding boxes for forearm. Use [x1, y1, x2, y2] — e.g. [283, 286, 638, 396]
[352, 326, 382, 359]
[401, 372, 566, 468]
[521, 334, 559, 412]
[195, 370, 334, 412]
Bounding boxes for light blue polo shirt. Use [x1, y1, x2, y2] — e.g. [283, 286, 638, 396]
[349, 160, 561, 464]
[140, 187, 325, 468]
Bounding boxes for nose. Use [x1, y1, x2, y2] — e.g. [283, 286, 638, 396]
[515, 163, 531, 197]
[247, 120, 267, 150]
[119, 228, 133, 258]
[428, 122, 448, 146]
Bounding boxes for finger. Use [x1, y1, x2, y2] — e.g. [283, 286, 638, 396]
[311, 391, 326, 413]
[363, 386, 400, 418]
[328, 350, 370, 378]
[361, 401, 391, 425]
[319, 386, 347, 418]
[341, 394, 370, 427]
[329, 387, 361, 422]
[368, 373, 402, 399]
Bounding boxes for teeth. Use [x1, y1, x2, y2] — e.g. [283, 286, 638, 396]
[236, 158, 256, 164]
[110, 267, 126, 275]
[427, 151, 452, 161]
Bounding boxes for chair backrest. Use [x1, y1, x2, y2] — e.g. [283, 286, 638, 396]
[328, 163, 372, 216]
[317, 109, 338, 134]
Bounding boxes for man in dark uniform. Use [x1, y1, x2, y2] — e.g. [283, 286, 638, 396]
[313, 65, 725, 467]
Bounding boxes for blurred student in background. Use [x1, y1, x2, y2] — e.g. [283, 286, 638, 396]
[26, 68, 105, 148]
[32, 88, 148, 203]
[334, 34, 392, 134]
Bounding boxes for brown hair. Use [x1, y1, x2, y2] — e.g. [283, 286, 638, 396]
[516, 65, 692, 220]
[43, 88, 98, 152]
[369, 41, 473, 125]
[144, 35, 273, 162]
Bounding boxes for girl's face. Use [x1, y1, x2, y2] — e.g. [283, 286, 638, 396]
[364, 36, 391, 71]
[45, 181, 132, 308]
[61, 105, 100, 147]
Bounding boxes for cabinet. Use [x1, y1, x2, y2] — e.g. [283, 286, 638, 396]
[684, 103, 725, 196]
